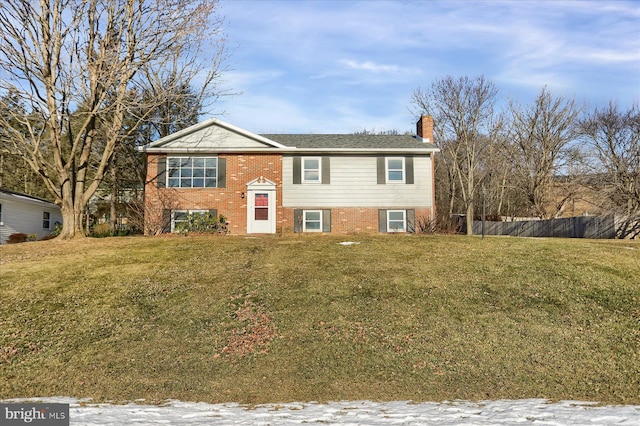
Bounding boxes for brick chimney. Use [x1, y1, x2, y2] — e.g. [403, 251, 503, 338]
[416, 115, 433, 143]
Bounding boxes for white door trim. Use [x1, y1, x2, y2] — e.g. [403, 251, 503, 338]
[246, 177, 277, 234]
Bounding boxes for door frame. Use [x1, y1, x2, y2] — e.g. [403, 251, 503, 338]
[246, 177, 277, 234]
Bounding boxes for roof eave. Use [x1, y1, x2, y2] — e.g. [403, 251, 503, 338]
[140, 147, 440, 155]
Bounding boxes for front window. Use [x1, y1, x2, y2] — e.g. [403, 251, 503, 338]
[387, 157, 405, 182]
[387, 210, 406, 232]
[43, 211, 51, 229]
[302, 157, 321, 183]
[303, 210, 322, 232]
[171, 210, 208, 232]
[168, 157, 217, 188]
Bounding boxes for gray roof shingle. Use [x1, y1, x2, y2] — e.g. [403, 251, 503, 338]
[260, 134, 436, 150]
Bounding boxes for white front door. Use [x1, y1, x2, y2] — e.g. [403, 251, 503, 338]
[246, 177, 277, 234]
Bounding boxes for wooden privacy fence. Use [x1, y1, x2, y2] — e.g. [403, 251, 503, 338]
[468, 215, 618, 239]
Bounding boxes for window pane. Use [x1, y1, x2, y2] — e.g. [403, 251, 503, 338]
[389, 211, 404, 220]
[388, 171, 403, 181]
[166, 157, 217, 188]
[304, 170, 319, 181]
[304, 159, 319, 169]
[255, 194, 268, 206]
[388, 159, 403, 169]
[389, 221, 404, 230]
[255, 207, 268, 220]
[305, 221, 321, 230]
[306, 211, 320, 221]
[174, 212, 187, 220]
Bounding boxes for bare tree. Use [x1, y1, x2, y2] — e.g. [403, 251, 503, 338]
[412, 75, 500, 235]
[579, 101, 640, 218]
[502, 87, 582, 218]
[0, 0, 227, 239]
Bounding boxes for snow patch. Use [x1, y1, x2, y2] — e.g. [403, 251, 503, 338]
[2, 398, 639, 425]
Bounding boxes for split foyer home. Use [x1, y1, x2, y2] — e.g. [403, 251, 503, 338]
[139, 115, 438, 235]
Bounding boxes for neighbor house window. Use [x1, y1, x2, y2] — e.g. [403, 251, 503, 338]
[168, 157, 217, 188]
[171, 209, 208, 233]
[386, 157, 405, 182]
[387, 210, 406, 232]
[43, 211, 51, 229]
[303, 210, 322, 232]
[302, 157, 321, 183]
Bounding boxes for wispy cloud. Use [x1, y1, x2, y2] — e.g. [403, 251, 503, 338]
[216, 0, 640, 133]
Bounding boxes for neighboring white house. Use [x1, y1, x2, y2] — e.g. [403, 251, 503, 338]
[0, 188, 63, 244]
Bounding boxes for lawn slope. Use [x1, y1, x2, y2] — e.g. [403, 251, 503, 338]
[1, 235, 638, 404]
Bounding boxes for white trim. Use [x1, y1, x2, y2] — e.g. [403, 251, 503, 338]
[386, 157, 405, 183]
[387, 210, 406, 233]
[302, 157, 322, 183]
[302, 210, 323, 232]
[171, 209, 208, 233]
[167, 156, 218, 188]
[246, 177, 277, 234]
[140, 117, 291, 151]
[141, 147, 439, 155]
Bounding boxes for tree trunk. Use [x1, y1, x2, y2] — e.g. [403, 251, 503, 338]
[110, 167, 117, 235]
[466, 201, 474, 236]
[58, 202, 87, 239]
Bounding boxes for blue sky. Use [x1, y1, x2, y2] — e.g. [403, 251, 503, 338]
[211, 0, 640, 134]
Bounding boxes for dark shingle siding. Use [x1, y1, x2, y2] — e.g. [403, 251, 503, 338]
[260, 134, 436, 150]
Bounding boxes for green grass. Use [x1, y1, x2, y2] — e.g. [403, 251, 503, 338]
[1, 235, 638, 404]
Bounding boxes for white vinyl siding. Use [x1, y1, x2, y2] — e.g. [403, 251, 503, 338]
[0, 192, 63, 244]
[283, 156, 433, 207]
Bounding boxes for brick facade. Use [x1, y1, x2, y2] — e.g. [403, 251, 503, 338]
[280, 207, 434, 235]
[144, 153, 283, 235]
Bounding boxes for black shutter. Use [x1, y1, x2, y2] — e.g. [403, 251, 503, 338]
[378, 209, 387, 233]
[218, 158, 226, 188]
[294, 209, 303, 233]
[407, 209, 416, 233]
[405, 157, 414, 184]
[293, 157, 301, 184]
[322, 157, 330, 184]
[322, 209, 331, 232]
[157, 157, 167, 188]
[162, 209, 171, 233]
[377, 157, 385, 184]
